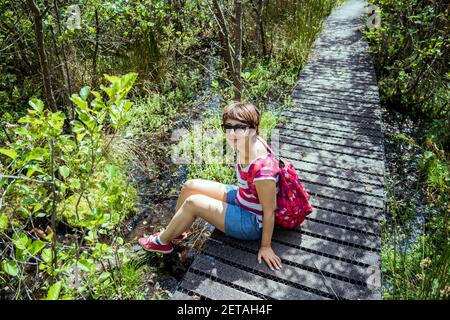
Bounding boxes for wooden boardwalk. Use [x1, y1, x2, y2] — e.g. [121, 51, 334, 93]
[171, 0, 384, 300]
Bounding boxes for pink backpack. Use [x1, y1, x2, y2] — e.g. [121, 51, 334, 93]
[258, 136, 313, 229]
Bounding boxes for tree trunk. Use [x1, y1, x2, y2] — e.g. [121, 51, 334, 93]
[254, 0, 262, 56]
[26, 0, 57, 112]
[211, 0, 243, 101]
[92, 8, 100, 89]
[211, 0, 235, 74]
[259, 0, 268, 57]
[233, 0, 242, 101]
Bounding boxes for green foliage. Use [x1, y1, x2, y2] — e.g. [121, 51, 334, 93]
[382, 231, 449, 299]
[241, 59, 298, 103]
[0, 0, 211, 124]
[84, 260, 150, 300]
[45, 281, 62, 300]
[363, 0, 449, 299]
[0, 73, 137, 228]
[125, 66, 203, 135]
[259, 109, 285, 139]
[383, 127, 449, 299]
[180, 114, 236, 184]
[418, 151, 449, 197]
[363, 0, 449, 118]
[271, 0, 339, 66]
[0, 73, 139, 299]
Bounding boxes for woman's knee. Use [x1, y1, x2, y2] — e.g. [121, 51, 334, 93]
[184, 193, 201, 206]
[182, 194, 207, 216]
[182, 179, 201, 193]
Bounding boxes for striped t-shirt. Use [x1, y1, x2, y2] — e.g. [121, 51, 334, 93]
[235, 144, 280, 228]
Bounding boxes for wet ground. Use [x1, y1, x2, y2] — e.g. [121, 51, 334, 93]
[381, 105, 442, 247]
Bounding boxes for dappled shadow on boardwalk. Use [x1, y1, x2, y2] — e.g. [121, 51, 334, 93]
[172, 227, 381, 300]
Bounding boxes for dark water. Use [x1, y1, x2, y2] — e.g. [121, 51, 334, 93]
[381, 105, 439, 251]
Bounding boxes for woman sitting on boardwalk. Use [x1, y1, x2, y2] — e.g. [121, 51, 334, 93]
[139, 101, 282, 271]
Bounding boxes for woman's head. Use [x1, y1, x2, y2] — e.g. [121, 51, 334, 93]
[222, 101, 260, 149]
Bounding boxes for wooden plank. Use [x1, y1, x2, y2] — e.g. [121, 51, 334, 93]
[309, 194, 383, 221]
[271, 228, 381, 266]
[297, 74, 376, 86]
[302, 66, 375, 77]
[294, 90, 379, 105]
[306, 55, 375, 65]
[310, 49, 370, 58]
[281, 117, 384, 140]
[301, 65, 374, 75]
[279, 149, 384, 178]
[297, 72, 374, 87]
[308, 207, 381, 235]
[295, 86, 380, 100]
[283, 114, 383, 136]
[311, 43, 369, 50]
[171, 291, 198, 300]
[296, 170, 384, 197]
[299, 219, 381, 250]
[277, 124, 382, 147]
[283, 110, 381, 130]
[308, 52, 372, 61]
[308, 60, 374, 70]
[291, 99, 381, 118]
[293, 90, 379, 105]
[279, 143, 385, 175]
[306, 51, 372, 58]
[289, 95, 381, 110]
[311, 58, 373, 67]
[179, 271, 261, 300]
[280, 128, 383, 152]
[287, 157, 385, 186]
[284, 106, 381, 124]
[307, 63, 373, 71]
[307, 56, 373, 65]
[207, 235, 380, 299]
[278, 122, 384, 145]
[303, 181, 384, 209]
[300, 65, 374, 75]
[293, 93, 381, 110]
[299, 73, 376, 85]
[191, 254, 325, 300]
[280, 135, 383, 160]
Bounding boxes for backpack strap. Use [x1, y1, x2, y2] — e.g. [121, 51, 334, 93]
[256, 135, 274, 154]
[256, 135, 285, 168]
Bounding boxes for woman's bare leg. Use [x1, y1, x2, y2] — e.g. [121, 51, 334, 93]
[159, 194, 227, 244]
[175, 179, 228, 212]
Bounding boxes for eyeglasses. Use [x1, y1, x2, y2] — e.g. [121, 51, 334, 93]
[221, 123, 253, 135]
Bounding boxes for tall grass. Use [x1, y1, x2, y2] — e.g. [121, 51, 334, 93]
[272, 0, 343, 66]
[382, 126, 449, 299]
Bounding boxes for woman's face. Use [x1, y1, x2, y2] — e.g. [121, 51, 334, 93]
[223, 119, 256, 151]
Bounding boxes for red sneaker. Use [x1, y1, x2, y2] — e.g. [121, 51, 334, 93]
[139, 234, 173, 254]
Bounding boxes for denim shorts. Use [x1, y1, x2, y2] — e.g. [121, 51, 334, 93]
[224, 184, 263, 241]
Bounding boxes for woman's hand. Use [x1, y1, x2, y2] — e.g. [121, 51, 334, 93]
[258, 246, 282, 271]
[254, 180, 280, 271]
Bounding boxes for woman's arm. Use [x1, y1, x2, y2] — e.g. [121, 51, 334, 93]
[254, 179, 282, 271]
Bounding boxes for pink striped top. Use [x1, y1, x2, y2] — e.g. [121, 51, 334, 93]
[235, 138, 280, 228]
